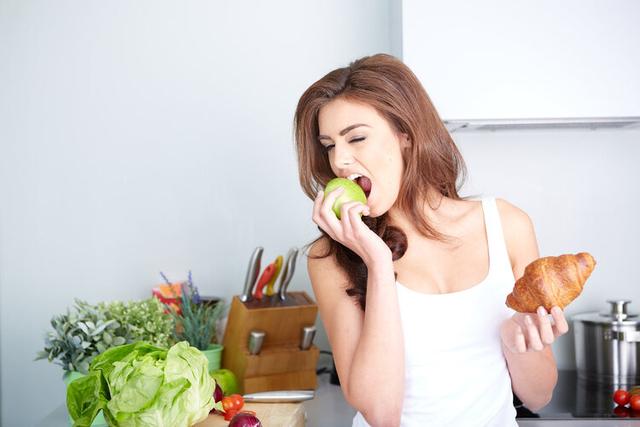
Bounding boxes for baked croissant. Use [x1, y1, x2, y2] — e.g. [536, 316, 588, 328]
[506, 252, 596, 312]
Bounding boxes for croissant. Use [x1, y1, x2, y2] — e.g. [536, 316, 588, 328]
[506, 252, 596, 313]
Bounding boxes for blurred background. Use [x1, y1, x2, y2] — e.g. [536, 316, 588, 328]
[1, 1, 638, 426]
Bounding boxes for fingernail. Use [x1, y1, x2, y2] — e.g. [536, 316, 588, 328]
[537, 306, 547, 316]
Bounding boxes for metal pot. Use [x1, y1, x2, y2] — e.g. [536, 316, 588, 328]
[573, 300, 640, 385]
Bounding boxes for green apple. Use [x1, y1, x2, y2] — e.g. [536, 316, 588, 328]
[324, 177, 367, 219]
[210, 368, 240, 396]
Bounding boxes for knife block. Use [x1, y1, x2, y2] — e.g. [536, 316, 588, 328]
[222, 292, 319, 394]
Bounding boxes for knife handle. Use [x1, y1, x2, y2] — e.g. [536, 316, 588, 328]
[276, 248, 294, 296]
[264, 255, 283, 297]
[253, 263, 275, 300]
[278, 248, 299, 301]
[241, 247, 263, 302]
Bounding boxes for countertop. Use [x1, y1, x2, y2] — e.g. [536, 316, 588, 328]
[302, 370, 640, 426]
[38, 371, 640, 426]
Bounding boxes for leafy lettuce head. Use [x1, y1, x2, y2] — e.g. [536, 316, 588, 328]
[67, 341, 219, 427]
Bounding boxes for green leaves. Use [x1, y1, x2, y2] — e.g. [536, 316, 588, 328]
[37, 298, 175, 374]
[66, 371, 109, 427]
[168, 283, 226, 351]
[67, 341, 217, 427]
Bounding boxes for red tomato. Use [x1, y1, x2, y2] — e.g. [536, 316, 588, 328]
[229, 394, 244, 411]
[630, 395, 640, 411]
[613, 405, 630, 417]
[224, 409, 238, 421]
[614, 389, 631, 406]
[222, 397, 236, 412]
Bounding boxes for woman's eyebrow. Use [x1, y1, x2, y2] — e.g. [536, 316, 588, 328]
[318, 123, 371, 140]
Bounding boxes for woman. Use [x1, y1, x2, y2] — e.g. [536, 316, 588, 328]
[293, 54, 568, 427]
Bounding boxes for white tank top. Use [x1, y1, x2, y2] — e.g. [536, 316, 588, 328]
[353, 197, 518, 427]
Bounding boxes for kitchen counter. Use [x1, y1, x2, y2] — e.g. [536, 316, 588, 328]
[303, 370, 640, 426]
[38, 370, 640, 426]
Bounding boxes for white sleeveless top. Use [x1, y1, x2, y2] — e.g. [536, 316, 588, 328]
[353, 197, 518, 427]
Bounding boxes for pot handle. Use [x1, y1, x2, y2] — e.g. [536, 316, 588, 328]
[604, 330, 640, 342]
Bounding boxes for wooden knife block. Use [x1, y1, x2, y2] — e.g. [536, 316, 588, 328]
[222, 292, 319, 394]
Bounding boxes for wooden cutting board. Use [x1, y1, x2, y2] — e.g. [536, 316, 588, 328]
[195, 402, 305, 427]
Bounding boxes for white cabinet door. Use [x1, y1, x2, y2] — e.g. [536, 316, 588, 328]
[402, 0, 640, 121]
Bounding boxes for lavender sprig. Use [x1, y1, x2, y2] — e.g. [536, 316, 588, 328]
[159, 271, 172, 286]
[188, 270, 201, 304]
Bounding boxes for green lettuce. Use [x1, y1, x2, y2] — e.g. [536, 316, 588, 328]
[67, 341, 221, 427]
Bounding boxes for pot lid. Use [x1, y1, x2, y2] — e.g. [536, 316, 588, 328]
[572, 300, 639, 325]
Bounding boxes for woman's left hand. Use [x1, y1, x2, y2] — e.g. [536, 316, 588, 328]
[500, 306, 569, 353]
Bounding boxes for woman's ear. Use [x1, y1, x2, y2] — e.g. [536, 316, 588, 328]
[400, 133, 411, 150]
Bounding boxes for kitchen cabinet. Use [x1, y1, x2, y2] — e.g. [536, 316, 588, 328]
[401, 0, 640, 123]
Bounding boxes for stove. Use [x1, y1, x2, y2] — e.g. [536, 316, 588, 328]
[515, 370, 640, 420]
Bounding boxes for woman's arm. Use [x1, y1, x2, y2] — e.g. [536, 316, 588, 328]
[309, 189, 404, 426]
[497, 199, 569, 412]
[309, 239, 403, 427]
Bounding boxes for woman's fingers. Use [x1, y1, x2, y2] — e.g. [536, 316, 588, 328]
[503, 322, 527, 353]
[550, 306, 569, 337]
[312, 187, 371, 246]
[502, 309, 569, 355]
[344, 202, 370, 233]
[312, 187, 343, 234]
[339, 200, 370, 234]
[524, 315, 545, 351]
[536, 306, 555, 345]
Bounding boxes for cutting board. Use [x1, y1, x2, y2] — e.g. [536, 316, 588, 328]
[195, 402, 305, 427]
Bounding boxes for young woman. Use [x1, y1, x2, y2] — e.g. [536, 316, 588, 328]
[293, 54, 568, 427]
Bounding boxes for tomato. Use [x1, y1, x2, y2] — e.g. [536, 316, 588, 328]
[222, 397, 236, 412]
[229, 394, 244, 411]
[224, 409, 238, 421]
[630, 395, 640, 411]
[614, 389, 630, 406]
[613, 405, 630, 417]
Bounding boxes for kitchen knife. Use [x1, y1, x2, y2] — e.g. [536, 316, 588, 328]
[264, 255, 283, 297]
[240, 247, 263, 302]
[242, 390, 315, 403]
[277, 247, 299, 302]
[253, 262, 276, 300]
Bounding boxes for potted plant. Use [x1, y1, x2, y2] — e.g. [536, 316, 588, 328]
[36, 298, 175, 426]
[37, 299, 128, 375]
[162, 271, 226, 372]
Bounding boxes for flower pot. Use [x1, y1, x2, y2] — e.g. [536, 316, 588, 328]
[63, 371, 108, 426]
[202, 343, 224, 372]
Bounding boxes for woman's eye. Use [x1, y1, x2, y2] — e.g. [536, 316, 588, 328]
[323, 144, 335, 151]
[349, 137, 366, 143]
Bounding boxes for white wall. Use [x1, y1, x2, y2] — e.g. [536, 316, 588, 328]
[0, 1, 393, 425]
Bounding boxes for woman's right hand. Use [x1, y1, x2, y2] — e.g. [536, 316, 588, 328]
[312, 187, 392, 266]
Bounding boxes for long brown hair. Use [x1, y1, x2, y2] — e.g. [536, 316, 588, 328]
[293, 53, 467, 310]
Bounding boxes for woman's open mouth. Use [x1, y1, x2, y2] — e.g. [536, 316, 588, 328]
[347, 173, 372, 198]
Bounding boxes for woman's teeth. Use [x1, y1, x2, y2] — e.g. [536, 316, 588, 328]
[347, 173, 363, 181]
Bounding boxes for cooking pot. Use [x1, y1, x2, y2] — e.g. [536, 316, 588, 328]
[573, 300, 640, 385]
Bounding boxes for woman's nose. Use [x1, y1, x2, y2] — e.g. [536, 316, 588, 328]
[333, 143, 355, 167]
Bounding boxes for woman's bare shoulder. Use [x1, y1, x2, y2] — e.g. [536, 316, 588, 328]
[495, 198, 539, 276]
[495, 198, 534, 233]
[307, 237, 349, 290]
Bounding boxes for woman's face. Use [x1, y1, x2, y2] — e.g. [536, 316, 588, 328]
[317, 98, 408, 217]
